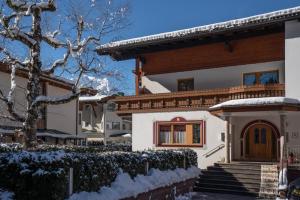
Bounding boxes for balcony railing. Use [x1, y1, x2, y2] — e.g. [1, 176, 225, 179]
[114, 84, 285, 114]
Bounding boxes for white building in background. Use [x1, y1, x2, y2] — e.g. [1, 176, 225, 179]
[97, 7, 300, 169]
[79, 94, 132, 144]
[0, 64, 85, 145]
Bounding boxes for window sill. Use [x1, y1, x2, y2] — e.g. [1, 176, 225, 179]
[157, 144, 203, 148]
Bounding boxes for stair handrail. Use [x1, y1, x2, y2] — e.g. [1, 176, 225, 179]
[202, 144, 225, 158]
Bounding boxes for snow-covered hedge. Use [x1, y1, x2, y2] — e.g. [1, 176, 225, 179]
[69, 167, 201, 200]
[0, 149, 197, 200]
[0, 143, 23, 153]
[0, 143, 132, 153]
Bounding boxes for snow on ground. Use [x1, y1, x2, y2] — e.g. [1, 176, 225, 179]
[210, 97, 300, 109]
[69, 166, 201, 200]
[0, 189, 14, 200]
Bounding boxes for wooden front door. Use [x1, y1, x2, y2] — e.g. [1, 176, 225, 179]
[247, 124, 275, 161]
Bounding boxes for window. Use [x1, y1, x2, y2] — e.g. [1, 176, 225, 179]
[243, 70, 279, 86]
[156, 120, 204, 147]
[254, 128, 260, 144]
[244, 74, 256, 86]
[122, 123, 126, 130]
[261, 128, 267, 144]
[107, 103, 116, 111]
[112, 122, 120, 130]
[173, 125, 186, 144]
[159, 125, 171, 144]
[260, 71, 279, 85]
[178, 78, 194, 91]
[78, 113, 82, 125]
[193, 124, 201, 144]
[84, 105, 91, 126]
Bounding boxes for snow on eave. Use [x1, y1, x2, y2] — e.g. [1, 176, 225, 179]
[210, 97, 300, 109]
[79, 94, 108, 102]
[97, 6, 300, 53]
[36, 132, 86, 139]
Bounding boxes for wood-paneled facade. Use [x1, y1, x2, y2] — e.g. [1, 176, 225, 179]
[139, 33, 284, 75]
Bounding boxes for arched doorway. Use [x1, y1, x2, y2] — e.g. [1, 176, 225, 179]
[241, 120, 280, 161]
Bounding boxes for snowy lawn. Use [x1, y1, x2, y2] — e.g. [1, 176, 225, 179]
[68, 166, 201, 200]
[0, 189, 14, 200]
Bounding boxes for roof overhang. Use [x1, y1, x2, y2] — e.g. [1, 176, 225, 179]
[209, 97, 300, 117]
[97, 6, 300, 61]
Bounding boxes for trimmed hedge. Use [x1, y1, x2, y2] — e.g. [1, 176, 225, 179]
[0, 149, 197, 200]
[0, 143, 132, 153]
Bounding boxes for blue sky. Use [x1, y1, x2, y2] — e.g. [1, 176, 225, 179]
[113, 0, 300, 95]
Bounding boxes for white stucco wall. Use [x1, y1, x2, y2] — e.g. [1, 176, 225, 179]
[132, 111, 226, 169]
[47, 85, 77, 134]
[285, 20, 300, 99]
[104, 104, 132, 136]
[80, 101, 132, 137]
[0, 71, 27, 127]
[142, 61, 284, 93]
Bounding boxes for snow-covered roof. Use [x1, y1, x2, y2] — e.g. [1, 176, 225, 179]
[210, 97, 300, 109]
[97, 6, 300, 60]
[36, 132, 86, 139]
[109, 132, 132, 138]
[79, 94, 107, 102]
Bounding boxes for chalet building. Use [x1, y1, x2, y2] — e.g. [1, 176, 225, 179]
[0, 64, 85, 145]
[79, 94, 132, 144]
[97, 6, 300, 175]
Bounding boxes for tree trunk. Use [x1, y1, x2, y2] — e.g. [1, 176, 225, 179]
[23, 8, 42, 149]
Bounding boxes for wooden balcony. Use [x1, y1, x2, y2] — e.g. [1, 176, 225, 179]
[114, 84, 285, 114]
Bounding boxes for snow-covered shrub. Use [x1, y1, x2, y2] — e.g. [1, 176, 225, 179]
[0, 149, 197, 200]
[0, 143, 132, 153]
[0, 143, 23, 153]
[0, 151, 69, 200]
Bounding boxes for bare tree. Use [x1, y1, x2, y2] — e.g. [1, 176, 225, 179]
[0, 0, 129, 149]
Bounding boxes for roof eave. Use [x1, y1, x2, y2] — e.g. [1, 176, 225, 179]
[97, 8, 300, 61]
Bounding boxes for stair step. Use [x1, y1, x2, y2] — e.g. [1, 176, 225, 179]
[202, 169, 261, 176]
[196, 178, 261, 186]
[215, 162, 276, 168]
[208, 166, 262, 173]
[194, 186, 258, 196]
[195, 182, 260, 192]
[195, 162, 279, 197]
[199, 173, 261, 181]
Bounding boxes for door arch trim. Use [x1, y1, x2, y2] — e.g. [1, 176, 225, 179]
[240, 120, 280, 161]
[240, 120, 280, 139]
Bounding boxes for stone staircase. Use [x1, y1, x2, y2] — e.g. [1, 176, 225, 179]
[194, 162, 278, 198]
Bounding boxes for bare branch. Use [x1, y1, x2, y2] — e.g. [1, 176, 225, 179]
[0, 47, 27, 67]
[6, 0, 56, 12]
[43, 47, 70, 75]
[42, 34, 65, 48]
[0, 25, 36, 47]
